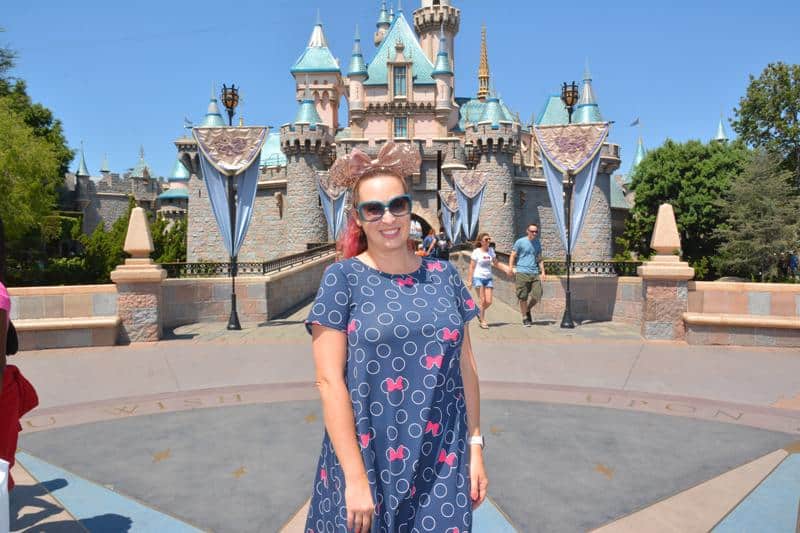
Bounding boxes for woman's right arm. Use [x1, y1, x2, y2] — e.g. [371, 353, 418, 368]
[311, 324, 373, 533]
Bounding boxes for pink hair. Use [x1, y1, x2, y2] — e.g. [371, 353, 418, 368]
[337, 212, 368, 259]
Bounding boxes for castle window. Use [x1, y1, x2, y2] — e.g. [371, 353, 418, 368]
[394, 117, 408, 138]
[393, 66, 407, 97]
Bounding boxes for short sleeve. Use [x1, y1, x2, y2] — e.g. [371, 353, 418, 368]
[304, 263, 351, 335]
[512, 239, 521, 254]
[0, 283, 9, 315]
[470, 249, 480, 262]
[448, 265, 479, 324]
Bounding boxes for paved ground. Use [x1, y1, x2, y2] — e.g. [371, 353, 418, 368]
[8, 299, 800, 532]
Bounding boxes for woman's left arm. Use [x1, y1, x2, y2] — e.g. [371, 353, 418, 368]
[460, 326, 488, 509]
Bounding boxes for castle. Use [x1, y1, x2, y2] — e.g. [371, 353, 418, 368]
[73, 1, 637, 260]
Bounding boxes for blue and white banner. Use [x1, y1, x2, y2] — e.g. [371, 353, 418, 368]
[439, 191, 462, 244]
[317, 183, 348, 241]
[455, 182, 486, 242]
[193, 127, 268, 258]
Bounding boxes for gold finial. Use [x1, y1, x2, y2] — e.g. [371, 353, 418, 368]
[478, 25, 490, 101]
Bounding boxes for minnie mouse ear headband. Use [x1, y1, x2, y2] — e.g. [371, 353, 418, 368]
[329, 142, 421, 190]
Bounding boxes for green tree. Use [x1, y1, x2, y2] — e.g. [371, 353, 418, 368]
[151, 215, 187, 263]
[731, 62, 800, 187]
[80, 198, 135, 282]
[620, 139, 750, 279]
[714, 151, 800, 281]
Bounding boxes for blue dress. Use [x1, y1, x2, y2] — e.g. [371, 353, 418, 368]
[304, 257, 479, 533]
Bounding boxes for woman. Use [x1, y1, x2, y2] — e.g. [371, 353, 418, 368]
[467, 233, 501, 330]
[305, 142, 488, 533]
[421, 228, 437, 258]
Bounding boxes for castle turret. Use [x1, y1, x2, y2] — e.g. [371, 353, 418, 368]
[374, 1, 391, 47]
[99, 153, 110, 176]
[432, 25, 455, 129]
[413, 0, 460, 82]
[280, 85, 334, 251]
[574, 61, 603, 124]
[714, 116, 729, 143]
[291, 14, 343, 131]
[348, 25, 368, 122]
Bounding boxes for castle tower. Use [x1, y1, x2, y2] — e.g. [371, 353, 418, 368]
[462, 97, 521, 251]
[413, 0, 460, 83]
[374, 1, 392, 46]
[574, 61, 603, 123]
[348, 26, 369, 132]
[76, 142, 90, 178]
[477, 25, 490, 101]
[290, 14, 343, 131]
[431, 25, 456, 132]
[99, 153, 110, 176]
[280, 85, 333, 251]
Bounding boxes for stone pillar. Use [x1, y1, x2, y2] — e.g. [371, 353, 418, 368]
[111, 207, 167, 343]
[637, 204, 695, 340]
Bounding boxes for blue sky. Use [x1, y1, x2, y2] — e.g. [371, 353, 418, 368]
[3, 0, 799, 179]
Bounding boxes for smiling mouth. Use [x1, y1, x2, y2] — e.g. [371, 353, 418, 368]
[379, 228, 401, 238]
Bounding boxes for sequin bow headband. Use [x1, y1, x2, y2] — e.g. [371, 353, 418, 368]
[330, 142, 421, 190]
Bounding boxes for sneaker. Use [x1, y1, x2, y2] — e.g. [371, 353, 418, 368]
[525, 311, 532, 323]
[522, 318, 532, 327]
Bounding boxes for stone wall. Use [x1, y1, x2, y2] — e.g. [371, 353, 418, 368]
[285, 153, 328, 252]
[9, 285, 118, 321]
[450, 252, 642, 324]
[74, 174, 160, 234]
[162, 254, 335, 328]
[187, 173, 227, 262]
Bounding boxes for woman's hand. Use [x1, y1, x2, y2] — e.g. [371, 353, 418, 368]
[470, 446, 489, 510]
[345, 475, 375, 533]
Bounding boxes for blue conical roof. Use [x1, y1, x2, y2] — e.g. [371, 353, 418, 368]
[291, 18, 341, 74]
[624, 137, 646, 185]
[294, 85, 323, 129]
[169, 158, 190, 181]
[202, 86, 225, 127]
[76, 144, 90, 177]
[536, 94, 569, 125]
[432, 26, 453, 76]
[377, 1, 391, 26]
[348, 26, 368, 77]
[478, 97, 510, 130]
[99, 153, 110, 173]
[574, 61, 603, 124]
[715, 117, 728, 141]
[260, 132, 288, 167]
[130, 146, 153, 178]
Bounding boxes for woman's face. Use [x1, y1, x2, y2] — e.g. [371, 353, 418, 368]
[480, 235, 492, 249]
[355, 173, 411, 254]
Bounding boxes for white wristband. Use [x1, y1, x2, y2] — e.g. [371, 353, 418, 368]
[469, 435, 485, 449]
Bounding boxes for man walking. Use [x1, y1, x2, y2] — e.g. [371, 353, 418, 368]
[508, 224, 546, 327]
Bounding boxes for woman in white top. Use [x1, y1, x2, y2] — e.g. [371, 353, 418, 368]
[467, 233, 509, 329]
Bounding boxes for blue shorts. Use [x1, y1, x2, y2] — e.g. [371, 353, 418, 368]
[472, 277, 493, 288]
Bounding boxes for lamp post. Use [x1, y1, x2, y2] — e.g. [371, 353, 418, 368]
[560, 81, 579, 329]
[221, 84, 241, 330]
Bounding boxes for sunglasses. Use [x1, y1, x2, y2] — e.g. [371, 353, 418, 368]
[356, 194, 412, 222]
[527, 229, 538, 234]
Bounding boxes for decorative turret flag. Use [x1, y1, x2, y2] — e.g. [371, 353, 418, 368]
[193, 126, 268, 258]
[439, 190, 462, 244]
[533, 123, 610, 254]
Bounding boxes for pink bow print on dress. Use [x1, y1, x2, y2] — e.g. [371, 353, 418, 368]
[388, 446, 407, 462]
[426, 261, 444, 272]
[438, 449, 457, 466]
[442, 328, 460, 342]
[425, 355, 443, 370]
[385, 377, 405, 392]
[320, 467, 328, 487]
[359, 433, 371, 448]
[465, 298, 476, 310]
[425, 421, 441, 436]
[347, 320, 357, 334]
[395, 277, 415, 287]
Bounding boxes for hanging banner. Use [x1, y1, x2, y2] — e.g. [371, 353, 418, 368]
[439, 190, 461, 244]
[453, 171, 488, 242]
[193, 127, 268, 257]
[533, 123, 609, 253]
[317, 172, 349, 240]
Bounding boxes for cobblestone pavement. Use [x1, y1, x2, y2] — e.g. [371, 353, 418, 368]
[8, 298, 800, 532]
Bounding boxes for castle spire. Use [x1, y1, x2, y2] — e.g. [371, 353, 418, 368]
[100, 152, 110, 174]
[349, 25, 368, 77]
[574, 59, 603, 123]
[477, 25, 490, 101]
[714, 115, 729, 142]
[202, 83, 225, 127]
[76, 141, 90, 177]
[432, 23, 453, 76]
